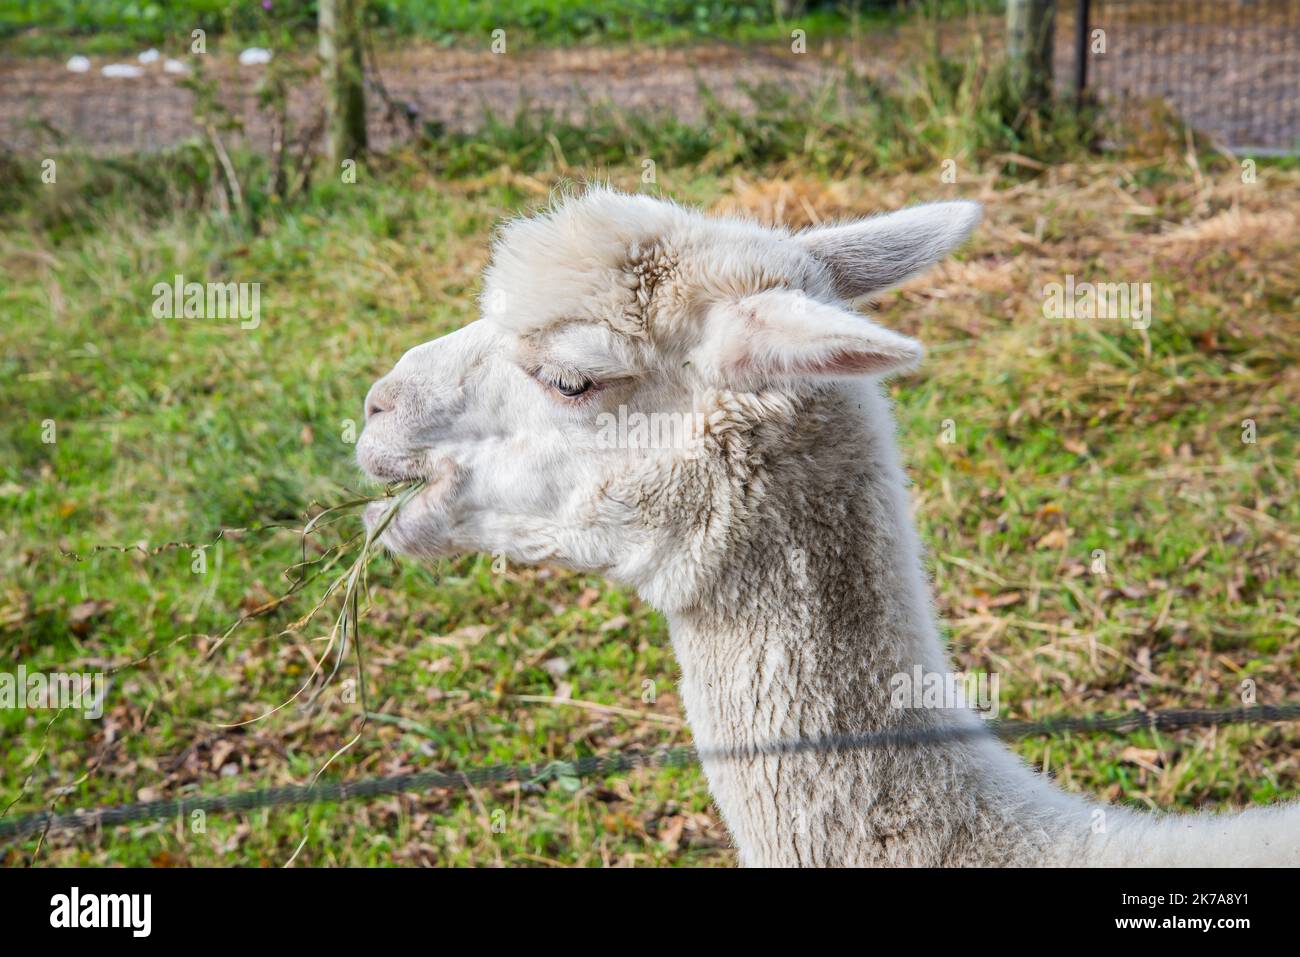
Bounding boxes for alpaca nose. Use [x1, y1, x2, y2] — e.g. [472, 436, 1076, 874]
[364, 381, 396, 420]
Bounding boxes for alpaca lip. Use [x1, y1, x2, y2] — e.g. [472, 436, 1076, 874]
[361, 457, 460, 532]
[362, 484, 425, 533]
[363, 477, 424, 518]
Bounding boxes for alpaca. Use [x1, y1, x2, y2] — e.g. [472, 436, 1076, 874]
[356, 187, 1299, 866]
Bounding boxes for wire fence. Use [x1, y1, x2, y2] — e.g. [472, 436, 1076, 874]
[1061, 0, 1300, 152]
[3, 702, 1298, 842]
[3, 3, 1297, 157]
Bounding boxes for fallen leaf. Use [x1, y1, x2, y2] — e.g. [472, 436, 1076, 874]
[238, 583, 274, 616]
[1036, 527, 1071, 550]
[428, 624, 490, 647]
[541, 657, 570, 679]
[210, 739, 236, 772]
[986, 591, 1022, 608]
[68, 599, 112, 636]
[658, 815, 687, 852]
[1120, 746, 1162, 769]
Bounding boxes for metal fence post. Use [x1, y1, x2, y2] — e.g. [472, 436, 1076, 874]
[1074, 0, 1092, 104]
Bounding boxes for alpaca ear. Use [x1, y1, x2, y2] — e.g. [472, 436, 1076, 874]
[700, 288, 923, 386]
[799, 201, 981, 301]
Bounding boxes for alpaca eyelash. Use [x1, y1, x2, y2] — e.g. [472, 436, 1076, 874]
[528, 366, 598, 401]
[551, 372, 591, 392]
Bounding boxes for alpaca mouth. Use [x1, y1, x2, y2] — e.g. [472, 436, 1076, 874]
[360, 483, 434, 544]
[355, 435, 438, 487]
[354, 441, 423, 485]
[362, 494, 409, 531]
[361, 456, 461, 537]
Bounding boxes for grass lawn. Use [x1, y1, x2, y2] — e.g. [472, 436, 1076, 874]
[1, 72, 1299, 864]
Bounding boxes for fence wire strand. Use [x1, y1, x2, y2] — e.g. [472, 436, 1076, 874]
[4, 702, 1298, 842]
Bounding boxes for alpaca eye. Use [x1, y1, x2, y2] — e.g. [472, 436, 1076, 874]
[554, 378, 593, 398]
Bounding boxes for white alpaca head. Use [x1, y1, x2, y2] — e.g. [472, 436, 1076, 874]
[357, 187, 979, 608]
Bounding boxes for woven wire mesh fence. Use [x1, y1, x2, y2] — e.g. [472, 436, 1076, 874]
[0, 2, 989, 158]
[2, 3, 1297, 158]
[1059, 0, 1300, 153]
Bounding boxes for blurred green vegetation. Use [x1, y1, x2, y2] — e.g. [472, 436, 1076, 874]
[0, 0, 1004, 55]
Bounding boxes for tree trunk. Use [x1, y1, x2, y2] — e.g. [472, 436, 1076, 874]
[1006, 0, 1056, 105]
[319, 0, 368, 168]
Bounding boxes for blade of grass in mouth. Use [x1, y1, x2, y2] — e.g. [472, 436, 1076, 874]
[59, 479, 427, 726]
[214, 478, 427, 727]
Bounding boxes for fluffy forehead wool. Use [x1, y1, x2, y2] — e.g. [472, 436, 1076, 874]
[480, 187, 827, 340]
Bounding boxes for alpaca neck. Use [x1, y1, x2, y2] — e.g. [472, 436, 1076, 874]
[662, 382, 1300, 867]
[665, 382, 1087, 866]
[650, 380, 1300, 866]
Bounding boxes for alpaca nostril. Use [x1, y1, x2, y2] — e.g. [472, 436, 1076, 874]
[364, 383, 396, 421]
